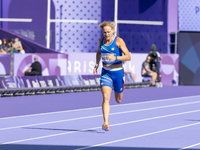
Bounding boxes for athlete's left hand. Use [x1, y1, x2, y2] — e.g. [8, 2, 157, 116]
[107, 54, 116, 61]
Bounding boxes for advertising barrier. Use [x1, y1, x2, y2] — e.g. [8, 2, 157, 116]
[0, 73, 136, 90]
[0, 53, 179, 86]
[0, 54, 11, 75]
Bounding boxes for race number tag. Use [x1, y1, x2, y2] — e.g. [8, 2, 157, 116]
[101, 53, 115, 63]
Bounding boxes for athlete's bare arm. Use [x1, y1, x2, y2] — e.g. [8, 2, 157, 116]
[93, 38, 102, 74]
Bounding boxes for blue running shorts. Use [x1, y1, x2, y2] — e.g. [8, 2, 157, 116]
[100, 67, 125, 93]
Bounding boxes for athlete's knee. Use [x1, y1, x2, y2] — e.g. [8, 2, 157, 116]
[116, 98, 122, 103]
[103, 93, 111, 102]
[115, 93, 123, 103]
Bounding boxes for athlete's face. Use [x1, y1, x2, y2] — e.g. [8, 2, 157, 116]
[102, 26, 114, 41]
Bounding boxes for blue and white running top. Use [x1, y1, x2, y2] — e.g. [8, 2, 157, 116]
[100, 36, 123, 65]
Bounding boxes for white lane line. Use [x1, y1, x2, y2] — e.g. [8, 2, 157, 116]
[75, 122, 200, 150]
[1, 109, 200, 145]
[1, 100, 200, 131]
[179, 143, 200, 150]
[1, 95, 200, 120]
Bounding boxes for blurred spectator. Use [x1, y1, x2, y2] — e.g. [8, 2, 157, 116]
[24, 56, 42, 76]
[13, 38, 25, 54]
[141, 56, 157, 86]
[7, 39, 14, 53]
[0, 38, 9, 54]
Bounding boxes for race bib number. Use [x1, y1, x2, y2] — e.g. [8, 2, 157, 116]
[101, 53, 115, 63]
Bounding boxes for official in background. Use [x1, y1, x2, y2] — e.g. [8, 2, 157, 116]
[24, 56, 42, 76]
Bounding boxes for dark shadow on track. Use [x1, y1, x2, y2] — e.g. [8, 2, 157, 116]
[0, 144, 197, 150]
[185, 119, 200, 122]
[23, 127, 104, 134]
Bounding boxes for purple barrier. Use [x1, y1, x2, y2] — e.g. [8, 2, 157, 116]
[0, 74, 135, 89]
[160, 54, 179, 86]
[0, 76, 50, 89]
[37, 76, 47, 87]
[14, 53, 68, 76]
[20, 76, 53, 88]
[4, 76, 19, 88]
[63, 75, 83, 86]
[0, 77, 7, 89]
[0, 76, 36, 89]
[124, 73, 135, 83]
[51, 76, 66, 87]
[0, 54, 11, 75]
[43, 76, 54, 87]
[81, 75, 101, 86]
[22, 76, 39, 88]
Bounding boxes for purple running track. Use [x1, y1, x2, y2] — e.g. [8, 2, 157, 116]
[0, 86, 200, 149]
[0, 86, 200, 118]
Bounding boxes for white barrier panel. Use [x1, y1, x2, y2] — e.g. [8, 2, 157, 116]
[67, 53, 179, 86]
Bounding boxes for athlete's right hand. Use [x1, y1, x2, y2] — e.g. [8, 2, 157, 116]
[93, 65, 98, 74]
[93, 68, 97, 74]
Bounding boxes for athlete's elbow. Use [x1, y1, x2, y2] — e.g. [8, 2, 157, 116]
[127, 55, 131, 61]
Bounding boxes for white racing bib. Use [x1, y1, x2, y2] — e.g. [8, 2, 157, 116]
[101, 53, 115, 63]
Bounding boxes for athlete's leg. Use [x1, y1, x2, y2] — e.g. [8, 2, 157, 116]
[113, 69, 124, 103]
[115, 92, 123, 103]
[101, 86, 112, 126]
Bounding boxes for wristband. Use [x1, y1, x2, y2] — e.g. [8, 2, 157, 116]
[115, 55, 118, 60]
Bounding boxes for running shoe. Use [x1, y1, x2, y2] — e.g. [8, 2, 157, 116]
[102, 123, 109, 131]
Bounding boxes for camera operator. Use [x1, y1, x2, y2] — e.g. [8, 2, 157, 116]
[148, 44, 162, 82]
[141, 56, 157, 87]
[148, 44, 161, 70]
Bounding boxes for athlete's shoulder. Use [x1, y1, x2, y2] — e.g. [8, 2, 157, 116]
[116, 37, 124, 47]
[99, 38, 103, 43]
[116, 37, 124, 42]
[98, 38, 103, 46]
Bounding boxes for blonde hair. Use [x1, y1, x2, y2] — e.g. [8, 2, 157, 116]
[99, 21, 115, 30]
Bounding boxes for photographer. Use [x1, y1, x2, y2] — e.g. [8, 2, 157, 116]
[141, 56, 157, 87]
[148, 44, 162, 71]
[148, 44, 162, 82]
